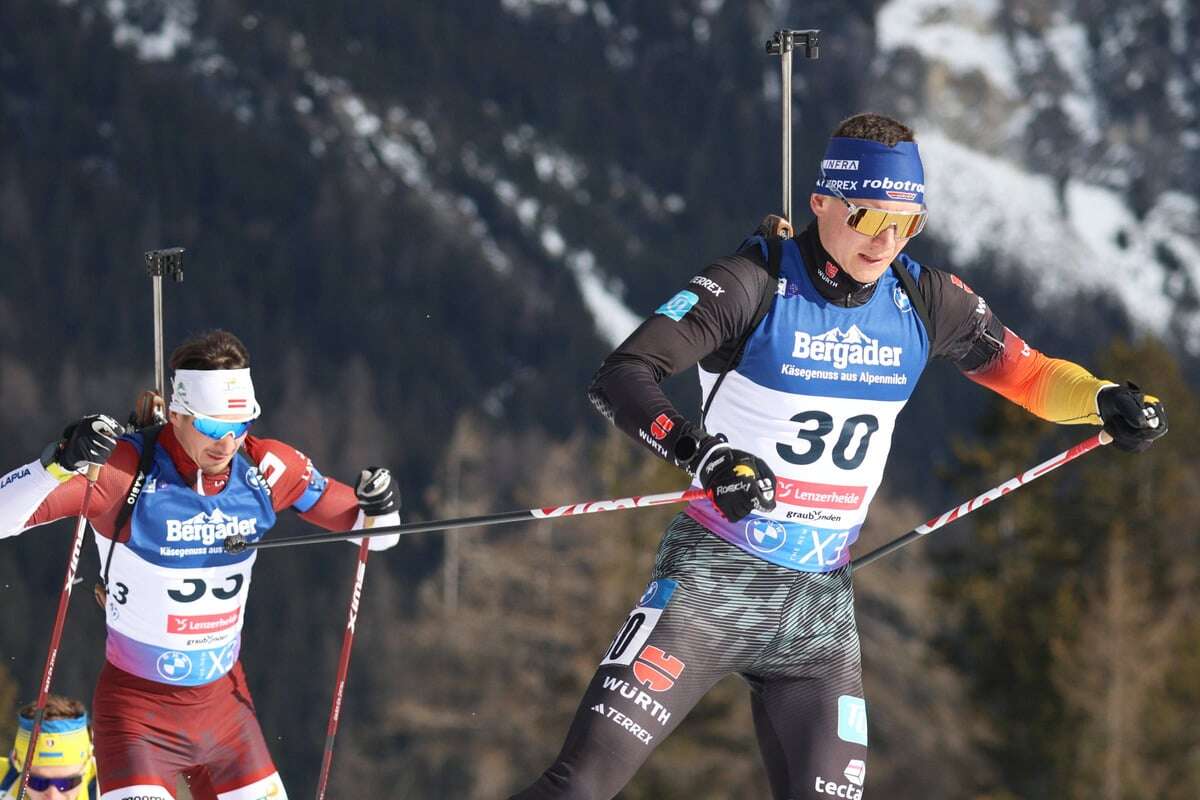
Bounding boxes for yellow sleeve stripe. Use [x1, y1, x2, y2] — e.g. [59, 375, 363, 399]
[44, 461, 79, 483]
[966, 328, 1112, 425]
[1019, 358, 1112, 425]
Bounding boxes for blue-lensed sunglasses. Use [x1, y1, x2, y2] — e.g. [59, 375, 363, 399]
[25, 772, 85, 793]
[190, 415, 255, 441]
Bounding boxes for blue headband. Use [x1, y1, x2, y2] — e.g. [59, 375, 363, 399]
[814, 137, 925, 205]
[18, 715, 89, 734]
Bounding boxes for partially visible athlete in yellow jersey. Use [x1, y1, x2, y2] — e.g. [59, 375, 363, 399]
[1, 696, 98, 800]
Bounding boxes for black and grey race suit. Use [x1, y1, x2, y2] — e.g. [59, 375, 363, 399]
[512, 221, 1009, 799]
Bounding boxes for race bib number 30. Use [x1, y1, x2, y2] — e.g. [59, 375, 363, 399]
[600, 579, 678, 667]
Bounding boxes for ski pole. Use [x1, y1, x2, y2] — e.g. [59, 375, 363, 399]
[225, 488, 709, 554]
[766, 29, 819, 225]
[16, 464, 102, 800]
[314, 521, 375, 800]
[852, 431, 1112, 570]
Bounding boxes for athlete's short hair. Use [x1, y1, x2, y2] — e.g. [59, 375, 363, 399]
[18, 695, 88, 722]
[832, 113, 915, 147]
[170, 330, 251, 371]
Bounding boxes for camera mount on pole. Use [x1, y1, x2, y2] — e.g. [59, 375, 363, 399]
[766, 29, 820, 230]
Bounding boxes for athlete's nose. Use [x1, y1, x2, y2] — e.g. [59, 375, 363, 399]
[210, 435, 239, 456]
[871, 224, 899, 247]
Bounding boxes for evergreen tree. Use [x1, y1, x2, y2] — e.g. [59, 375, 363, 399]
[932, 338, 1200, 798]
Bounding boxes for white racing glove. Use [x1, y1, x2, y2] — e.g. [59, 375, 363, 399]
[354, 466, 401, 551]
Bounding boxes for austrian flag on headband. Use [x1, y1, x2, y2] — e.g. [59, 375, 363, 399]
[814, 137, 926, 205]
[170, 368, 261, 421]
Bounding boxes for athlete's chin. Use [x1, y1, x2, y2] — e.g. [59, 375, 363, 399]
[846, 254, 891, 281]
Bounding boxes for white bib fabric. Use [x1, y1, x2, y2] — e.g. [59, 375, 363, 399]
[685, 240, 930, 571]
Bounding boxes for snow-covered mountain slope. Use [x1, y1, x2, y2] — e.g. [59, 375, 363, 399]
[875, 0, 1200, 351]
[97, 0, 652, 347]
[90, 0, 1200, 357]
[919, 129, 1200, 350]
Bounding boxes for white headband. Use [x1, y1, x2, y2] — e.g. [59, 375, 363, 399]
[169, 368, 261, 421]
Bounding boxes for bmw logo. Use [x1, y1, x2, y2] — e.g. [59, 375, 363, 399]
[156, 650, 193, 682]
[745, 519, 788, 553]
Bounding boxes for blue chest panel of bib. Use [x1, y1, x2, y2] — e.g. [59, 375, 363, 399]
[126, 434, 275, 568]
[736, 241, 930, 401]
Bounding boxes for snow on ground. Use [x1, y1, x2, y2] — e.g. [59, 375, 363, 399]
[567, 250, 642, 345]
[502, 126, 590, 196]
[878, 0, 1200, 351]
[82, 0, 705, 349]
[500, 0, 590, 18]
[877, 0, 1103, 140]
[300, 51, 654, 347]
[103, 0, 196, 62]
[1039, 17, 1103, 143]
[465, 131, 644, 346]
[497, 0, 638, 68]
[877, 0, 1017, 96]
[304, 69, 516, 275]
[919, 127, 1200, 350]
[467, 119, 690, 346]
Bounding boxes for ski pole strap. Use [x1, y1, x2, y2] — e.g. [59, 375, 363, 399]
[888, 259, 935, 344]
[702, 235, 783, 427]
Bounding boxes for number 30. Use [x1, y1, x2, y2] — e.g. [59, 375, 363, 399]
[776, 411, 879, 470]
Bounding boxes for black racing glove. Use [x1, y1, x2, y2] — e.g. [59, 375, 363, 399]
[355, 466, 401, 517]
[41, 414, 124, 473]
[690, 435, 777, 522]
[1097, 382, 1168, 453]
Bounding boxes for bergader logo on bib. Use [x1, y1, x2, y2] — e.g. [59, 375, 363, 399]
[165, 509, 257, 545]
[791, 325, 902, 370]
